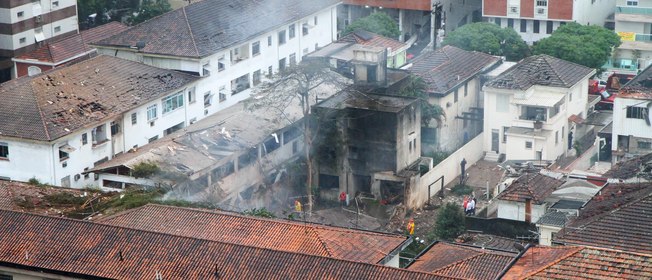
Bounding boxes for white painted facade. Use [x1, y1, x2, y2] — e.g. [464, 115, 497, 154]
[0, 80, 206, 188]
[496, 199, 546, 222]
[483, 75, 592, 161]
[537, 224, 561, 246]
[611, 0, 652, 72]
[611, 95, 652, 162]
[0, 265, 80, 280]
[95, 6, 339, 115]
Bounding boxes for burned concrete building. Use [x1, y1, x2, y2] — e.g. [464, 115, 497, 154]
[313, 90, 422, 204]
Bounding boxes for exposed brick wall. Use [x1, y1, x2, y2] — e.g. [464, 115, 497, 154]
[15, 62, 53, 78]
[520, 0, 534, 18]
[484, 0, 507, 16]
[548, 0, 573, 20]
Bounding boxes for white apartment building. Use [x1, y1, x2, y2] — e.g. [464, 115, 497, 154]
[611, 66, 652, 162]
[0, 55, 205, 188]
[610, 0, 652, 73]
[0, 0, 79, 81]
[92, 0, 340, 117]
[483, 55, 595, 161]
[482, 0, 615, 44]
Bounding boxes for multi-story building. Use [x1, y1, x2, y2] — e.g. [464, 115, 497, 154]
[483, 55, 595, 161]
[611, 65, 652, 162]
[482, 0, 615, 44]
[609, 0, 652, 73]
[0, 55, 203, 188]
[0, 0, 79, 81]
[92, 0, 340, 118]
[338, 0, 482, 46]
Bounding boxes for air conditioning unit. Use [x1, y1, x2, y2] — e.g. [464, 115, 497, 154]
[35, 15, 42, 23]
[537, 8, 545, 14]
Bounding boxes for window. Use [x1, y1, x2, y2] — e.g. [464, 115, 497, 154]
[91, 125, 107, 145]
[536, 0, 547, 7]
[218, 60, 225, 72]
[147, 104, 157, 121]
[110, 121, 121, 136]
[546, 21, 553, 34]
[263, 135, 281, 154]
[131, 113, 137, 125]
[219, 86, 227, 102]
[314, 16, 318, 25]
[638, 141, 651, 149]
[283, 125, 301, 144]
[59, 149, 69, 161]
[464, 84, 468, 97]
[231, 74, 250, 95]
[626, 106, 648, 119]
[454, 91, 459, 103]
[503, 127, 509, 143]
[82, 133, 88, 145]
[204, 91, 213, 107]
[253, 70, 261, 86]
[148, 136, 159, 143]
[268, 65, 273, 78]
[627, 0, 639, 6]
[302, 23, 309, 36]
[188, 87, 196, 103]
[289, 53, 297, 66]
[17, 11, 24, 17]
[278, 30, 286, 45]
[525, 141, 533, 149]
[495, 18, 501, 26]
[496, 94, 509, 112]
[27, 66, 41, 76]
[52, 1, 59, 7]
[520, 20, 527, 32]
[19, 37, 26, 44]
[252, 41, 260, 56]
[202, 62, 210, 76]
[533, 20, 540, 33]
[279, 58, 286, 71]
[162, 92, 184, 114]
[267, 35, 272, 46]
[0, 143, 8, 159]
[508, 18, 514, 28]
[289, 24, 296, 39]
[555, 131, 559, 144]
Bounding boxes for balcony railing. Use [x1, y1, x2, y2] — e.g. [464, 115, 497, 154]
[616, 6, 652, 15]
[603, 58, 639, 71]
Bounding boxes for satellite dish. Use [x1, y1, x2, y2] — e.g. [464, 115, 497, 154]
[513, 242, 525, 252]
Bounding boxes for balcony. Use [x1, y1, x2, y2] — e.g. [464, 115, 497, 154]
[616, 6, 652, 15]
[603, 58, 639, 72]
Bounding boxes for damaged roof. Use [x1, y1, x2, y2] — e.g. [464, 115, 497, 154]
[0, 55, 199, 141]
[337, 30, 408, 53]
[620, 62, 652, 100]
[407, 242, 517, 280]
[0, 209, 455, 280]
[98, 204, 406, 264]
[315, 89, 418, 113]
[604, 152, 652, 180]
[554, 182, 652, 254]
[485, 55, 594, 91]
[535, 211, 571, 227]
[409, 45, 499, 96]
[503, 246, 652, 280]
[496, 173, 564, 204]
[94, 0, 340, 58]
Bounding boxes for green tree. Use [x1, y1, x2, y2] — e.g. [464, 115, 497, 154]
[531, 22, 621, 70]
[78, 0, 138, 29]
[397, 75, 444, 127]
[243, 208, 277, 218]
[442, 22, 529, 61]
[342, 13, 400, 38]
[128, 0, 172, 25]
[432, 202, 465, 240]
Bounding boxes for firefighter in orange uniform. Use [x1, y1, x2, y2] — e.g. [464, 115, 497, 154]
[406, 218, 415, 236]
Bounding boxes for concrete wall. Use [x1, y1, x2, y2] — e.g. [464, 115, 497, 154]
[537, 224, 561, 246]
[407, 132, 484, 209]
[496, 199, 546, 222]
[611, 96, 652, 157]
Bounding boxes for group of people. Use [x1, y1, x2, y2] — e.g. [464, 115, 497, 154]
[463, 196, 477, 216]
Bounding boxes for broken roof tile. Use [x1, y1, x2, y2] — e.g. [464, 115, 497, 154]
[496, 173, 564, 204]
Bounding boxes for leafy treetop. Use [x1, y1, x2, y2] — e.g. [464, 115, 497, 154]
[442, 22, 529, 61]
[531, 22, 621, 70]
[342, 12, 400, 38]
[397, 75, 445, 127]
[431, 202, 466, 241]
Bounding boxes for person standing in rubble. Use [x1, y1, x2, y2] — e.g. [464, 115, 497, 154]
[294, 200, 302, 218]
[463, 196, 469, 212]
[466, 197, 475, 216]
[406, 218, 415, 236]
[339, 191, 347, 208]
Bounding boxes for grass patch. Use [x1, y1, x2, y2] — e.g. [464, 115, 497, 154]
[450, 184, 473, 196]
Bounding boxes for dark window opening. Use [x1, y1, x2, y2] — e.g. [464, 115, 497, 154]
[263, 136, 281, 154]
[319, 174, 339, 190]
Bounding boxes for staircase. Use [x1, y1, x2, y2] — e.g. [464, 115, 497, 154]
[484, 151, 500, 162]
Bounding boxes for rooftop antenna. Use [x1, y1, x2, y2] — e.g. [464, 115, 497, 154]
[155, 270, 163, 280]
[118, 250, 124, 261]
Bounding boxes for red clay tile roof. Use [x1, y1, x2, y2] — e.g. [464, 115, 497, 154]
[496, 173, 564, 204]
[95, 0, 340, 58]
[98, 204, 406, 264]
[503, 246, 652, 280]
[15, 34, 90, 64]
[338, 30, 407, 51]
[0, 209, 455, 280]
[604, 152, 652, 179]
[485, 54, 594, 91]
[80, 21, 130, 45]
[0, 55, 199, 141]
[409, 45, 499, 95]
[408, 242, 516, 280]
[554, 183, 652, 254]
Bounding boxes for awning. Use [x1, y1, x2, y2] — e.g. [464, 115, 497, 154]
[511, 92, 565, 107]
[34, 30, 45, 42]
[58, 144, 76, 153]
[568, 114, 585, 124]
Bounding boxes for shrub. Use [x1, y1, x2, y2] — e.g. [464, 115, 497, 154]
[451, 184, 473, 196]
[431, 202, 466, 241]
[44, 192, 86, 206]
[243, 208, 276, 218]
[132, 161, 160, 178]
